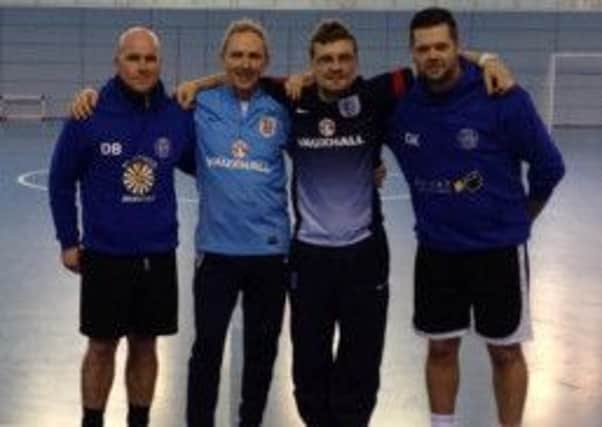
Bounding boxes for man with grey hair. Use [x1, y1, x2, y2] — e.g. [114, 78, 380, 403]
[49, 26, 195, 427]
[184, 19, 291, 427]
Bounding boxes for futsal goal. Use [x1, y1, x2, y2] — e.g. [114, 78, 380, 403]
[543, 52, 602, 129]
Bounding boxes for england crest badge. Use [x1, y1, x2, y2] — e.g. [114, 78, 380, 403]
[259, 116, 277, 138]
[338, 95, 361, 118]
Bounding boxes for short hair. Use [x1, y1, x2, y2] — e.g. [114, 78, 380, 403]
[308, 19, 358, 59]
[409, 7, 458, 46]
[220, 18, 270, 62]
[116, 26, 160, 55]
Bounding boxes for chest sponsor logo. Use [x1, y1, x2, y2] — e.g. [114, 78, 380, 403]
[122, 156, 157, 203]
[297, 135, 366, 149]
[413, 170, 484, 195]
[457, 128, 479, 150]
[414, 177, 452, 194]
[154, 137, 171, 159]
[338, 94, 361, 118]
[404, 132, 421, 147]
[258, 116, 277, 138]
[231, 139, 249, 159]
[206, 139, 271, 174]
[100, 141, 123, 156]
[295, 107, 309, 114]
[452, 170, 483, 193]
[318, 118, 336, 137]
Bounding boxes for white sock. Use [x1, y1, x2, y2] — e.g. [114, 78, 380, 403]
[431, 413, 458, 427]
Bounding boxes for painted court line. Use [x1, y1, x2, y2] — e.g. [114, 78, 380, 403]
[16, 169, 409, 201]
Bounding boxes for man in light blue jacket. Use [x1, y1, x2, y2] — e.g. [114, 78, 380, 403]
[186, 19, 291, 427]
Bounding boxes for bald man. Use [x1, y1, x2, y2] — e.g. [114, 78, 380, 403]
[48, 27, 195, 427]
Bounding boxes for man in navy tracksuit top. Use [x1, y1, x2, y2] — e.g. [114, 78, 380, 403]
[48, 28, 195, 427]
[185, 20, 291, 427]
[258, 21, 413, 427]
[267, 24, 515, 427]
[387, 8, 565, 427]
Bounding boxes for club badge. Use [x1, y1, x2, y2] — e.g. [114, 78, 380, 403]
[259, 116, 277, 138]
[338, 95, 361, 118]
[457, 128, 479, 150]
[155, 137, 171, 159]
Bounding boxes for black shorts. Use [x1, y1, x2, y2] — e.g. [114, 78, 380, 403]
[413, 244, 531, 343]
[80, 249, 178, 338]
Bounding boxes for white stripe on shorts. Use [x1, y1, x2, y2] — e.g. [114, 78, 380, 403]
[479, 244, 533, 346]
[414, 327, 470, 341]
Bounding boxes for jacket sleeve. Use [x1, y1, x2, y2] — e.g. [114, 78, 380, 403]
[366, 67, 414, 115]
[500, 87, 565, 202]
[176, 112, 197, 177]
[48, 119, 88, 249]
[260, 77, 290, 106]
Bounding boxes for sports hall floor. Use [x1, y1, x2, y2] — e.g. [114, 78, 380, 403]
[0, 122, 600, 426]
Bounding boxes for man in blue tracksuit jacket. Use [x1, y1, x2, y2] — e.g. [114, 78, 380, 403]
[185, 20, 291, 427]
[387, 8, 565, 427]
[48, 27, 195, 427]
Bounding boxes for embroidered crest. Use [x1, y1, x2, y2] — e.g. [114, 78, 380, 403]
[338, 95, 361, 118]
[457, 128, 479, 150]
[404, 132, 420, 147]
[155, 137, 171, 159]
[259, 116, 277, 138]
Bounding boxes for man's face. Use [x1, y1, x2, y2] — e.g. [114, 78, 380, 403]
[411, 24, 460, 86]
[311, 39, 358, 99]
[115, 31, 160, 94]
[222, 31, 268, 99]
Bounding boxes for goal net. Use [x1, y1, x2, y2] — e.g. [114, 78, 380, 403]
[544, 52, 602, 129]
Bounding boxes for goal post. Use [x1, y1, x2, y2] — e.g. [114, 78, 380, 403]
[545, 52, 602, 129]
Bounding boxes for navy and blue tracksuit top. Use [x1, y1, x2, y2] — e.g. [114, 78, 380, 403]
[262, 70, 412, 247]
[387, 61, 565, 251]
[49, 77, 196, 255]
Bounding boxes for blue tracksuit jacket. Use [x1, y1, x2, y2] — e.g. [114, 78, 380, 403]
[387, 61, 565, 251]
[49, 76, 196, 255]
[193, 84, 291, 255]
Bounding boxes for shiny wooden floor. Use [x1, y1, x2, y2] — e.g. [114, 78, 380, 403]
[0, 123, 600, 426]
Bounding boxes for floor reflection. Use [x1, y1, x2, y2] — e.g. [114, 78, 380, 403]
[1, 125, 601, 426]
